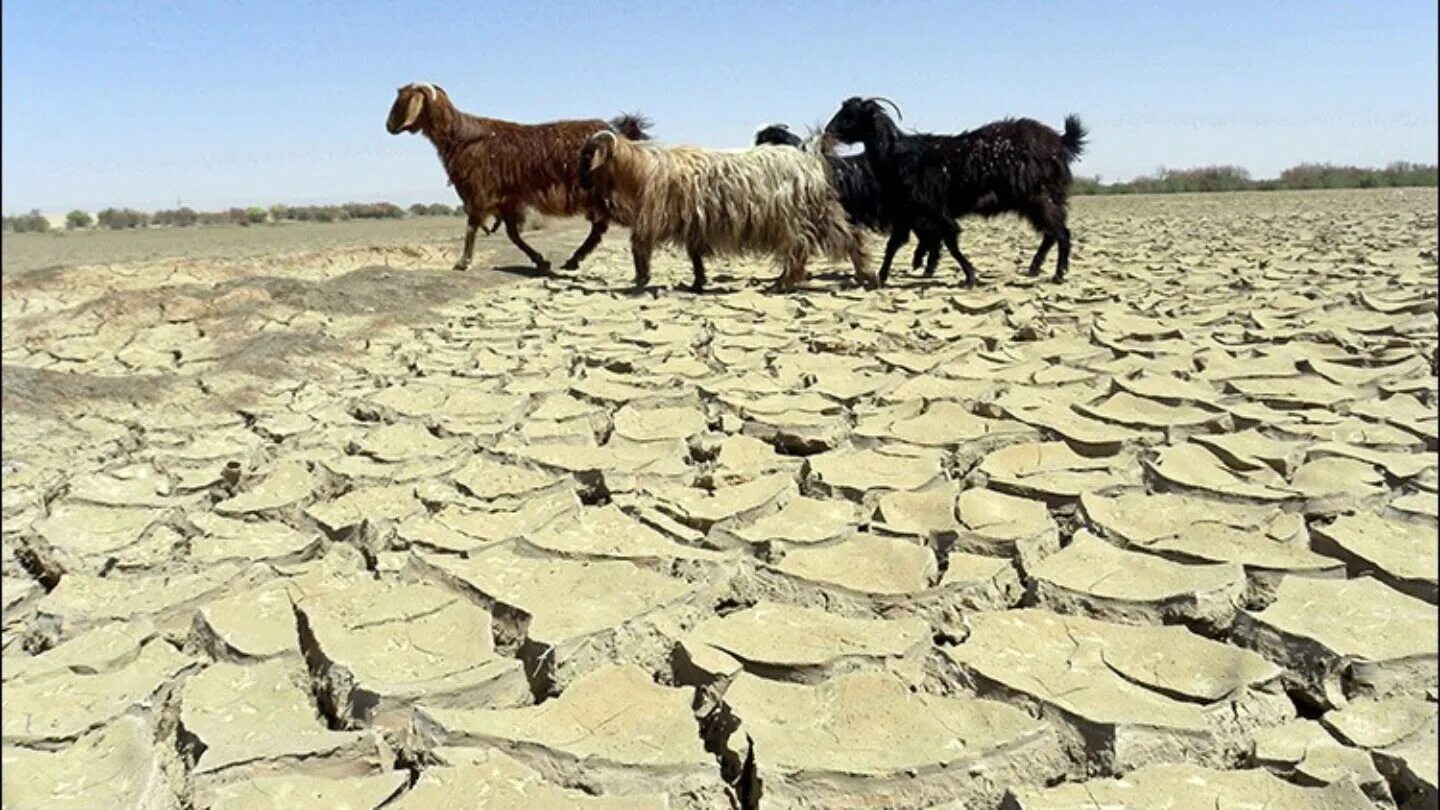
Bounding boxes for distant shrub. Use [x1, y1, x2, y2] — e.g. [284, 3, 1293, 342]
[1070, 175, 1105, 196]
[1074, 162, 1438, 195]
[152, 207, 198, 227]
[4, 210, 51, 233]
[408, 202, 458, 216]
[340, 202, 405, 220]
[1277, 162, 1439, 190]
[8, 199, 473, 233]
[96, 207, 150, 229]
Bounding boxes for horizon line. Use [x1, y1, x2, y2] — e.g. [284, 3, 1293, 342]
[5, 158, 1437, 217]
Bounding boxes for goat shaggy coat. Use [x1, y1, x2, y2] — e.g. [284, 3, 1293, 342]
[579, 131, 873, 292]
[825, 97, 1086, 285]
[385, 82, 650, 272]
[755, 123, 942, 275]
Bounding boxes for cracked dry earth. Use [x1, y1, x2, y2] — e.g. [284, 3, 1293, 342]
[1, 188, 1437, 809]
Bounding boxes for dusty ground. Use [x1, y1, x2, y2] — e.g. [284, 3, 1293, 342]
[1, 189, 1436, 809]
[2, 217, 475, 280]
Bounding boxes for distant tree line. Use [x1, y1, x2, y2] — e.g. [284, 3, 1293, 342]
[7, 162, 1434, 232]
[3, 201, 462, 232]
[1073, 161, 1438, 195]
[3, 209, 52, 233]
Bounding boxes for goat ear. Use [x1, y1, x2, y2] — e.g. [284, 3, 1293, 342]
[399, 92, 425, 129]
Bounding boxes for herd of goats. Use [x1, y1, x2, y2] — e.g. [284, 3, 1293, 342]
[385, 83, 1088, 293]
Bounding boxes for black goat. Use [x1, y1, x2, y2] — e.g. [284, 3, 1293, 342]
[823, 97, 1087, 285]
[754, 123, 940, 276]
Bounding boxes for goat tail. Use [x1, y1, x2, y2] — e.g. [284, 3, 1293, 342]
[609, 112, 653, 141]
[1061, 115, 1088, 161]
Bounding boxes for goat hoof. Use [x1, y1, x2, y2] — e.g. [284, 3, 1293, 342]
[535, 261, 552, 273]
[560, 259, 580, 272]
[452, 262, 469, 272]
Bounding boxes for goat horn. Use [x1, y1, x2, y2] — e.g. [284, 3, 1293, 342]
[867, 96, 903, 122]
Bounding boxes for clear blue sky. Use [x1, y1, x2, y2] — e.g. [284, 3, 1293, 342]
[3, 1, 1436, 214]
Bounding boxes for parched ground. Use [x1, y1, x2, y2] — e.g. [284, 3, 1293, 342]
[1, 189, 1436, 809]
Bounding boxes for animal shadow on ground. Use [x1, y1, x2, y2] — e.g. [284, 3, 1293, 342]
[547, 274, 747, 297]
[807, 268, 902, 291]
[548, 277, 655, 296]
[487, 263, 560, 280]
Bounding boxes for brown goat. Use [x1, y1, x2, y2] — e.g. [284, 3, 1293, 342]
[386, 83, 651, 272]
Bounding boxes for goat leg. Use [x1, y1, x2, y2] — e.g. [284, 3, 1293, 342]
[765, 255, 804, 294]
[916, 231, 942, 277]
[686, 244, 708, 293]
[924, 242, 942, 277]
[454, 221, 479, 271]
[764, 273, 793, 294]
[561, 218, 609, 271]
[1026, 234, 1056, 277]
[785, 256, 809, 290]
[939, 226, 980, 288]
[502, 215, 550, 272]
[878, 226, 912, 286]
[630, 233, 653, 290]
[850, 242, 878, 290]
[1053, 225, 1071, 283]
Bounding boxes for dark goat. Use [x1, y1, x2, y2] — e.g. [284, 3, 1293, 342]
[386, 82, 651, 272]
[824, 97, 1087, 285]
[754, 123, 941, 277]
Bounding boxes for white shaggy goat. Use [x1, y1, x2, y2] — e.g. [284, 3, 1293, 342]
[578, 131, 874, 293]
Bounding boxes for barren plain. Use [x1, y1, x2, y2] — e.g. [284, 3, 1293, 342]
[2, 189, 1437, 808]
